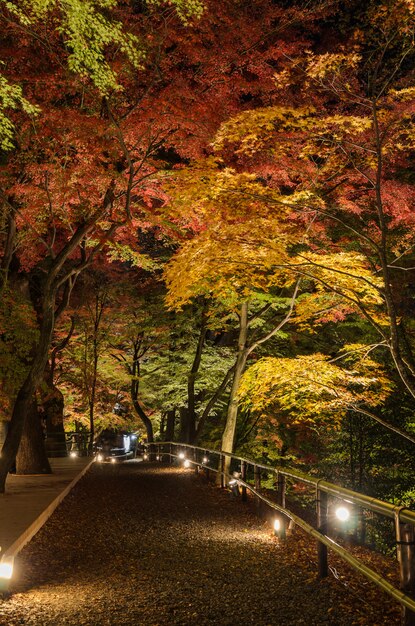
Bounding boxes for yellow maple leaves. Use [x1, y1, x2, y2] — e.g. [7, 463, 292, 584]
[238, 351, 392, 431]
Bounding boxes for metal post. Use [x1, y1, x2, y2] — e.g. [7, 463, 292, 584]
[317, 488, 329, 578]
[220, 454, 225, 489]
[396, 508, 415, 626]
[205, 451, 210, 481]
[254, 465, 261, 510]
[277, 472, 286, 508]
[241, 460, 247, 502]
[254, 465, 261, 490]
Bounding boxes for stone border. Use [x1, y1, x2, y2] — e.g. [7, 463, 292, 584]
[0, 458, 94, 591]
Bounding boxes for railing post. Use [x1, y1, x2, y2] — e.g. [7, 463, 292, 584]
[169, 443, 173, 464]
[316, 487, 328, 578]
[276, 471, 286, 508]
[254, 465, 261, 510]
[241, 460, 247, 502]
[254, 465, 261, 490]
[220, 454, 225, 489]
[194, 448, 198, 474]
[395, 508, 415, 626]
[204, 451, 210, 481]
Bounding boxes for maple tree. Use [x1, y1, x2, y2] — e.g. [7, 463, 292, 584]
[1, 0, 415, 507]
[0, 0, 207, 490]
[162, 0, 415, 467]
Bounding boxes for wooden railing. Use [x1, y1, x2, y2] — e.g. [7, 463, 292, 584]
[147, 441, 415, 625]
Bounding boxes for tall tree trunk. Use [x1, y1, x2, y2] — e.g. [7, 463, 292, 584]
[187, 314, 207, 443]
[179, 406, 192, 443]
[219, 302, 249, 481]
[40, 360, 67, 457]
[16, 396, 51, 474]
[131, 380, 154, 444]
[0, 292, 55, 492]
[165, 408, 176, 442]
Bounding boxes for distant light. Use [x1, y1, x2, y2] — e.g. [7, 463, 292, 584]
[336, 506, 350, 522]
[0, 561, 13, 580]
[179, 452, 185, 460]
[143, 453, 148, 460]
[111, 457, 117, 464]
[70, 451, 77, 458]
[156, 455, 160, 461]
[202, 457, 208, 464]
[184, 459, 190, 468]
[96, 454, 103, 462]
[273, 518, 281, 532]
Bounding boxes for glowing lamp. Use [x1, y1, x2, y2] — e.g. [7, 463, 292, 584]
[143, 453, 148, 460]
[111, 457, 117, 464]
[335, 506, 350, 522]
[96, 453, 103, 463]
[0, 561, 13, 580]
[273, 518, 281, 532]
[70, 451, 77, 458]
[184, 459, 190, 469]
[202, 457, 208, 464]
[156, 455, 160, 461]
[178, 452, 185, 460]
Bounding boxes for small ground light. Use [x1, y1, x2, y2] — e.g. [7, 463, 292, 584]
[335, 506, 350, 522]
[179, 452, 185, 460]
[273, 518, 281, 533]
[96, 453, 103, 462]
[156, 455, 160, 461]
[111, 457, 117, 464]
[0, 561, 13, 580]
[202, 457, 208, 464]
[143, 453, 148, 460]
[69, 451, 77, 458]
[184, 459, 190, 468]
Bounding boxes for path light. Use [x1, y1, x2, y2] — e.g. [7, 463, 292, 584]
[111, 457, 117, 464]
[96, 453, 103, 463]
[184, 459, 190, 469]
[273, 517, 286, 540]
[335, 506, 350, 522]
[143, 453, 148, 460]
[202, 457, 208, 464]
[179, 452, 185, 460]
[0, 560, 13, 580]
[156, 455, 160, 461]
[70, 451, 77, 458]
[229, 477, 240, 497]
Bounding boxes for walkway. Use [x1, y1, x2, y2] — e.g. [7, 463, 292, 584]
[0, 457, 91, 557]
[0, 462, 401, 625]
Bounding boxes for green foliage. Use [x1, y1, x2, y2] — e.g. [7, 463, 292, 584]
[0, 73, 39, 151]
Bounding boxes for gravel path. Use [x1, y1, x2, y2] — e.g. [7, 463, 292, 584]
[0, 462, 401, 625]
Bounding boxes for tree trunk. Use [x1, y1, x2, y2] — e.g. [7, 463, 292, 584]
[187, 317, 207, 444]
[165, 408, 176, 442]
[16, 396, 51, 474]
[179, 406, 193, 443]
[0, 287, 55, 492]
[219, 302, 249, 481]
[42, 381, 67, 458]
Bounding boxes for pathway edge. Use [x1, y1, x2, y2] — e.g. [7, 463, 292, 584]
[1, 458, 95, 563]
